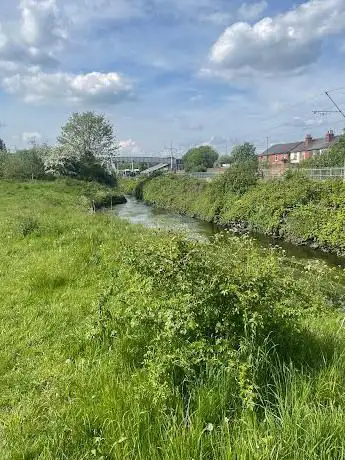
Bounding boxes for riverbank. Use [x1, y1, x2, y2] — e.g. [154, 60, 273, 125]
[2, 179, 345, 459]
[139, 173, 345, 256]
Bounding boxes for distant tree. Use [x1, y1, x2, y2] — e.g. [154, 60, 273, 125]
[214, 161, 258, 195]
[58, 111, 118, 161]
[217, 154, 232, 166]
[0, 148, 7, 178]
[231, 142, 257, 165]
[213, 142, 258, 195]
[53, 112, 118, 185]
[0, 138, 6, 152]
[301, 133, 345, 168]
[2, 149, 46, 180]
[183, 145, 219, 172]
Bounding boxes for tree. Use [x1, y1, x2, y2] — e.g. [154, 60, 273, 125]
[183, 146, 219, 172]
[231, 142, 257, 165]
[2, 149, 46, 180]
[58, 111, 118, 162]
[0, 138, 6, 152]
[54, 112, 118, 185]
[217, 154, 232, 166]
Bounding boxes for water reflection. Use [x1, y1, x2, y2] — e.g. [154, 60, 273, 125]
[113, 196, 345, 267]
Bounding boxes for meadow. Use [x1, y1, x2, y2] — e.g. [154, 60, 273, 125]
[1, 179, 345, 459]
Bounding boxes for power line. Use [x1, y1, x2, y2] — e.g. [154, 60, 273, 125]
[325, 91, 345, 119]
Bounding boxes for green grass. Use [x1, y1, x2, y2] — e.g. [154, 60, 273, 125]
[1, 179, 345, 459]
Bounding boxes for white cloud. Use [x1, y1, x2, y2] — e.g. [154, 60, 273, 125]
[20, 0, 67, 48]
[119, 139, 144, 156]
[237, 1, 267, 21]
[22, 131, 42, 143]
[3, 71, 133, 104]
[0, 0, 65, 74]
[209, 0, 345, 78]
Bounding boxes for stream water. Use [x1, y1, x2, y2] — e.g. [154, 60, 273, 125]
[113, 195, 345, 268]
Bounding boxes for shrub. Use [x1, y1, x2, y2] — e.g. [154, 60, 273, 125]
[215, 160, 258, 195]
[109, 235, 325, 403]
[2, 149, 46, 180]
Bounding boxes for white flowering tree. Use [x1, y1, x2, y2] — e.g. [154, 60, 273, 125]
[47, 112, 118, 185]
[58, 111, 118, 164]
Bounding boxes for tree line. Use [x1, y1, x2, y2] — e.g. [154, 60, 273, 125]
[0, 112, 118, 186]
[182, 142, 257, 172]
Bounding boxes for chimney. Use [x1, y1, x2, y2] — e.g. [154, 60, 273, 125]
[305, 134, 313, 148]
[325, 130, 335, 143]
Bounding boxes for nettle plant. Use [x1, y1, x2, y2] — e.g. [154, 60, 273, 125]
[108, 234, 326, 404]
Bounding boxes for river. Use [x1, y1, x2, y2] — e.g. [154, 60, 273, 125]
[113, 195, 345, 268]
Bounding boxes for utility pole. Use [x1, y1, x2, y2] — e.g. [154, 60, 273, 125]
[168, 142, 174, 171]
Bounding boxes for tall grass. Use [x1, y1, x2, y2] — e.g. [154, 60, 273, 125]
[1, 179, 345, 459]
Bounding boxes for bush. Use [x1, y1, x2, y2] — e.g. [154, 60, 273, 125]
[1, 149, 46, 180]
[52, 153, 117, 186]
[215, 161, 258, 195]
[140, 172, 345, 254]
[108, 234, 326, 403]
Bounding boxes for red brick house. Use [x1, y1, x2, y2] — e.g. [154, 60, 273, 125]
[259, 130, 341, 173]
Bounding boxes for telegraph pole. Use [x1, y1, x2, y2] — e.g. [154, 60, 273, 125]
[168, 142, 175, 171]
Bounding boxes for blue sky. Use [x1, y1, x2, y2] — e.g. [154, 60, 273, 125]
[0, 0, 345, 155]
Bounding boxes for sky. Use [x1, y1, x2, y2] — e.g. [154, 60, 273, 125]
[1, 0, 345, 156]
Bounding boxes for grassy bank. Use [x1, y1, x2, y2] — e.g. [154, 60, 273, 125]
[2, 179, 345, 459]
[142, 173, 345, 254]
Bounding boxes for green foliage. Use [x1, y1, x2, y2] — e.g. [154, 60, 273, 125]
[118, 234, 327, 401]
[143, 174, 221, 221]
[141, 172, 345, 254]
[0, 137, 6, 151]
[301, 133, 345, 168]
[2, 180, 345, 458]
[215, 161, 258, 195]
[118, 177, 140, 195]
[217, 154, 232, 165]
[58, 111, 118, 160]
[54, 111, 118, 185]
[183, 146, 219, 172]
[54, 151, 117, 186]
[1, 148, 46, 180]
[17, 215, 40, 237]
[231, 142, 257, 165]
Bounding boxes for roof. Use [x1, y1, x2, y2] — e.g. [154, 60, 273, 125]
[261, 135, 342, 156]
[261, 141, 303, 156]
[291, 135, 341, 152]
[140, 163, 169, 175]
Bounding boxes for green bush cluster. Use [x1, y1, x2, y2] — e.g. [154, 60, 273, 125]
[0, 149, 46, 180]
[141, 172, 345, 254]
